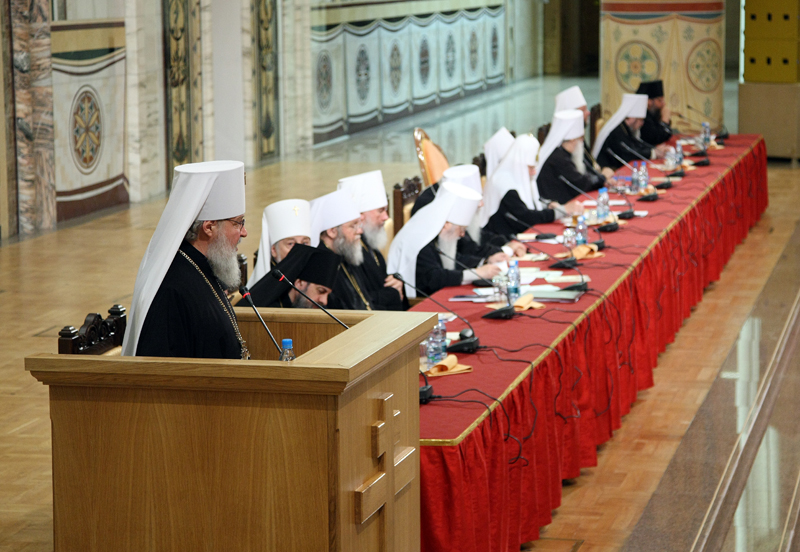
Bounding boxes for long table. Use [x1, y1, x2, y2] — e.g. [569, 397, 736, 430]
[414, 135, 768, 552]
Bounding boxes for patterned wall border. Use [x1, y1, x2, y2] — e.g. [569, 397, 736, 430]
[312, 5, 505, 144]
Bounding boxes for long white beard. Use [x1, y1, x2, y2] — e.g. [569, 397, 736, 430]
[207, 233, 241, 291]
[362, 221, 388, 251]
[334, 230, 364, 266]
[572, 141, 586, 175]
[466, 213, 482, 245]
[437, 232, 459, 270]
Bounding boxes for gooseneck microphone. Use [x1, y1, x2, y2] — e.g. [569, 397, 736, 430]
[620, 143, 675, 189]
[392, 273, 481, 353]
[606, 148, 659, 203]
[433, 247, 516, 320]
[685, 105, 729, 139]
[524, 241, 588, 292]
[239, 286, 282, 355]
[269, 269, 349, 329]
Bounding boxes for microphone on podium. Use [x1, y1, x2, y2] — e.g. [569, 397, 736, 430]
[392, 273, 482, 353]
[239, 286, 282, 355]
[685, 105, 729, 139]
[269, 269, 349, 329]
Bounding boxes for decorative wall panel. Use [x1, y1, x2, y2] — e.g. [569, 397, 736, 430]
[163, 0, 204, 178]
[312, 6, 505, 144]
[51, 20, 127, 222]
[600, 1, 725, 131]
[254, 0, 278, 161]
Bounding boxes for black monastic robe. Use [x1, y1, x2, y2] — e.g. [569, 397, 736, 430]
[640, 109, 672, 146]
[595, 122, 654, 170]
[536, 146, 605, 204]
[320, 242, 373, 310]
[483, 190, 556, 239]
[354, 238, 406, 311]
[415, 238, 469, 296]
[137, 240, 242, 359]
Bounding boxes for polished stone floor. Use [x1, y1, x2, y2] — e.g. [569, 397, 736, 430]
[0, 75, 795, 552]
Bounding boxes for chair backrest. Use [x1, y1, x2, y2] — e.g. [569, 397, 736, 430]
[472, 153, 486, 177]
[237, 253, 247, 289]
[59, 305, 127, 355]
[590, 103, 603, 148]
[537, 123, 551, 146]
[392, 176, 423, 234]
[413, 127, 450, 187]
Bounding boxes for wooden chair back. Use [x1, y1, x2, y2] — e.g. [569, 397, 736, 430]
[590, 103, 603, 148]
[472, 153, 486, 177]
[413, 127, 450, 187]
[537, 123, 551, 146]
[392, 176, 423, 234]
[59, 305, 127, 355]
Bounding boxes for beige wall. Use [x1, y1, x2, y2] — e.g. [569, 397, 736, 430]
[511, 0, 543, 80]
[543, 0, 561, 74]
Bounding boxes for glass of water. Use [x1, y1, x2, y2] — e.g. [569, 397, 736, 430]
[492, 273, 510, 303]
[563, 227, 578, 250]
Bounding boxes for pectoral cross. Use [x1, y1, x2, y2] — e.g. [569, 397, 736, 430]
[293, 205, 299, 216]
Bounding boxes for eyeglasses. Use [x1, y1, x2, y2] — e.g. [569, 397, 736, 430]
[223, 217, 246, 230]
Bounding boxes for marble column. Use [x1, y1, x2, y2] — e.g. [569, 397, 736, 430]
[279, 0, 313, 155]
[125, 0, 167, 202]
[600, 1, 725, 131]
[11, 0, 56, 235]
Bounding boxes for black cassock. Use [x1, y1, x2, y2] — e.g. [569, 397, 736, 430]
[354, 238, 406, 311]
[596, 122, 654, 170]
[411, 183, 505, 260]
[640, 109, 672, 146]
[137, 240, 242, 359]
[415, 238, 476, 296]
[536, 146, 605, 204]
[320, 242, 373, 310]
[483, 190, 556, 239]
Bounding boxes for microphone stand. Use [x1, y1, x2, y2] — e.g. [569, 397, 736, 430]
[606, 149, 659, 202]
[239, 286, 283, 355]
[434, 246, 517, 319]
[269, 269, 349, 329]
[392, 273, 482, 352]
[620, 143, 677, 189]
[686, 105, 729, 140]
[524, 241, 588, 292]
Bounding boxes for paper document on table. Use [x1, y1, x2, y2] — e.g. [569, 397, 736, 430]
[513, 253, 549, 262]
[521, 284, 561, 293]
[545, 274, 592, 283]
[583, 199, 628, 207]
[438, 313, 456, 322]
[634, 210, 648, 217]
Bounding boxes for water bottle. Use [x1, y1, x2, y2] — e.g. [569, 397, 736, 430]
[433, 319, 447, 361]
[596, 187, 610, 221]
[640, 162, 650, 191]
[507, 260, 521, 304]
[675, 141, 684, 165]
[702, 122, 711, 148]
[279, 338, 296, 361]
[630, 161, 640, 193]
[576, 216, 588, 245]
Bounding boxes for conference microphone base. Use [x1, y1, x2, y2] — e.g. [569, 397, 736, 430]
[689, 150, 708, 157]
[638, 193, 659, 202]
[446, 336, 481, 353]
[535, 233, 557, 240]
[592, 239, 606, 251]
[693, 158, 710, 167]
[597, 222, 619, 233]
[655, 181, 673, 190]
[482, 306, 516, 320]
[667, 169, 686, 178]
[419, 385, 434, 404]
[617, 210, 635, 220]
[550, 258, 580, 269]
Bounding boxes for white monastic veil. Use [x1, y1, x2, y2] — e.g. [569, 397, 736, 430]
[122, 160, 246, 356]
[480, 134, 540, 227]
[247, 206, 271, 289]
[387, 182, 480, 298]
[591, 93, 648, 159]
[534, 109, 585, 181]
[483, 127, 515, 180]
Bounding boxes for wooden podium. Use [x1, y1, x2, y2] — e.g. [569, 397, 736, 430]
[26, 308, 435, 552]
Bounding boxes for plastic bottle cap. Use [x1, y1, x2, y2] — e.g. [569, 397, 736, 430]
[599, 187, 608, 194]
[511, 260, 518, 266]
[578, 216, 585, 222]
[282, 338, 293, 348]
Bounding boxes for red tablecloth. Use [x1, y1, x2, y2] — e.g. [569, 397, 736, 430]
[415, 135, 768, 552]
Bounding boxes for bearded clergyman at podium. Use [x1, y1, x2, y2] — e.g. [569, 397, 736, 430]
[122, 161, 251, 360]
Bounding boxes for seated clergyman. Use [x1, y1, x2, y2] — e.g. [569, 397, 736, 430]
[535, 109, 606, 204]
[481, 134, 579, 238]
[388, 181, 501, 298]
[593, 93, 668, 170]
[246, 198, 312, 288]
[337, 170, 405, 311]
[246, 244, 340, 308]
[310, 189, 373, 310]
[553, 85, 615, 179]
[636, 80, 673, 146]
[123, 160, 250, 360]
